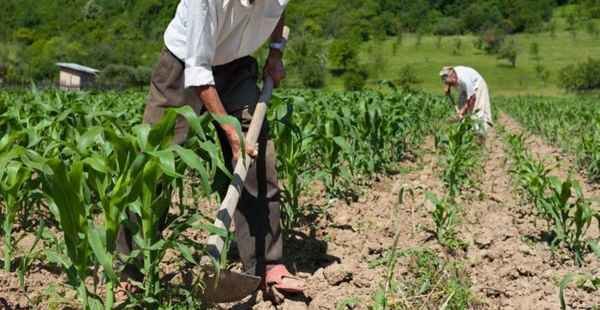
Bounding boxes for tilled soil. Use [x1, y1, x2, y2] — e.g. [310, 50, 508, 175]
[1, 114, 599, 309]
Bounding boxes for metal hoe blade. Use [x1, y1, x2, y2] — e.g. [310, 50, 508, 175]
[201, 267, 261, 303]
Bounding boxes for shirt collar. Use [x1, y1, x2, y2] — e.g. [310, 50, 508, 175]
[240, 0, 253, 7]
[240, 0, 290, 7]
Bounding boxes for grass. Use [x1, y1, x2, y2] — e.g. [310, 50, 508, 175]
[319, 18, 600, 96]
[366, 31, 599, 96]
[370, 248, 474, 309]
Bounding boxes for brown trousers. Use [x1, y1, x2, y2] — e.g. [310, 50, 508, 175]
[116, 48, 283, 278]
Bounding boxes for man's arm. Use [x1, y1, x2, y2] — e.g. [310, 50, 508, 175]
[264, 14, 286, 87]
[458, 95, 476, 118]
[195, 86, 257, 161]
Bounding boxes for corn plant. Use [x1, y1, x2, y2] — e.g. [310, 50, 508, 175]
[0, 154, 32, 271]
[426, 192, 464, 250]
[504, 133, 599, 265]
[1, 87, 455, 308]
[271, 100, 314, 229]
[42, 159, 100, 308]
[541, 178, 596, 265]
[498, 96, 600, 183]
[436, 118, 479, 197]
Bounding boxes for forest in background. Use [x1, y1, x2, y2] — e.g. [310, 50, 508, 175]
[0, 0, 599, 89]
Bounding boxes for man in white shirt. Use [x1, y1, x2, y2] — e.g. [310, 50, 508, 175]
[439, 66, 493, 136]
[117, 0, 304, 300]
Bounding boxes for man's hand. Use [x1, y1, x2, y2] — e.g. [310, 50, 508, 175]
[196, 86, 257, 161]
[444, 84, 451, 96]
[264, 49, 285, 87]
[222, 125, 258, 161]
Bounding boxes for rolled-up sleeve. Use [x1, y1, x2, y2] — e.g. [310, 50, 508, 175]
[184, 0, 217, 88]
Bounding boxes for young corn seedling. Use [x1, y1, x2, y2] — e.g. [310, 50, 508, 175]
[0, 140, 42, 272]
[559, 272, 600, 310]
[541, 177, 596, 266]
[42, 159, 100, 309]
[436, 118, 479, 198]
[426, 192, 463, 250]
[505, 134, 599, 265]
[272, 102, 313, 229]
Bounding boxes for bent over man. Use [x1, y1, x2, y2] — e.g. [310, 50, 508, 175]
[439, 66, 493, 135]
[116, 0, 304, 301]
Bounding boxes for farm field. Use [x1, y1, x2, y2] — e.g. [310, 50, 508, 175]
[0, 88, 599, 309]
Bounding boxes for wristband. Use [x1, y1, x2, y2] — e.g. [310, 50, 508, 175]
[269, 41, 286, 51]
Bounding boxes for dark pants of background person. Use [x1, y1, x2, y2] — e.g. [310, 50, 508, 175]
[116, 48, 283, 280]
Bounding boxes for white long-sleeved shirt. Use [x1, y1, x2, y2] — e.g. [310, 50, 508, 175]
[164, 0, 288, 88]
[454, 66, 492, 124]
[454, 66, 483, 107]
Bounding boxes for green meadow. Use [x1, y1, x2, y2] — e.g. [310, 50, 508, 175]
[320, 17, 600, 97]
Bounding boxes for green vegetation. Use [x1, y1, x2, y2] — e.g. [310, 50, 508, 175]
[498, 96, 600, 182]
[352, 28, 600, 96]
[436, 119, 481, 197]
[2, 1, 600, 95]
[370, 248, 474, 309]
[0, 87, 450, 308]
[503, 131, 600, 266]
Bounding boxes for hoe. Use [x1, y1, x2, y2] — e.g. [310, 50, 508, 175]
[201, 27, 289, 304]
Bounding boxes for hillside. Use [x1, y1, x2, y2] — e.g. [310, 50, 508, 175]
[354, 28, 600, 96]
[1, 1, 599, 95]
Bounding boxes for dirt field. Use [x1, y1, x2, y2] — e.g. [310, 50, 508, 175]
[1, 114, 599, 309]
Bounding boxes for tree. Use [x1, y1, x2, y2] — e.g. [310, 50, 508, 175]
[529, 42, 540, 61]
[586, 20, 599, 38]
[548, 21, 557, 38]
[497, 39, 518, 68]
[566, 14, 579, 40]
[451, 38, 462, 56]
[535, 63, 551, 85]
[287, 31, 327, 89]
[475, 27, 506, 54]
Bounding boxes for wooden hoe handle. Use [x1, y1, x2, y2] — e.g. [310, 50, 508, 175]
[206, 77, 275, 259]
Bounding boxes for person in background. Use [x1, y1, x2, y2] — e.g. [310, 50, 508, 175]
[116, 0, 305, 302]
[439, 66, 493, 137]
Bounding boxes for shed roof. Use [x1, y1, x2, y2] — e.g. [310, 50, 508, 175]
[56, 63, 100, 74]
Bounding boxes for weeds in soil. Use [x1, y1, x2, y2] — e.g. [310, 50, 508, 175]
[370, 248, 474, 309]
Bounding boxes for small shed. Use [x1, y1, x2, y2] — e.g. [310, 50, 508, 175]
[56, 63, 100, 91]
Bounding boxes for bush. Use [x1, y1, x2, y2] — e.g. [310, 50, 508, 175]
[529, 42, 540, 61]
[475, 27, 506, 54]
[582, 0, 600, 19]
[343, 67, 369, 91]
[396, 64, 421, 91]
[328, 38, 357, 69]
[559, 58, 600, 92]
